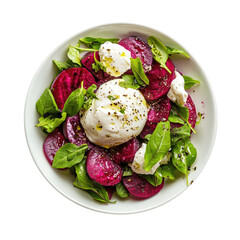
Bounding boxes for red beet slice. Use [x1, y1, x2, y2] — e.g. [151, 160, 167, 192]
[139, 96, 171, 138]
[81, 51, 115, 82]
[43, 128, 67, 165]
[51, 67, 96, 110]
[111, 138, 140, 164]
[119, 36, 153, 71]
[123, 173, 164, 199]
[86, 147, 123, 186]
[141, 59, 175, 101]
[170, 94, 197, 130]
[63, 114, 93, 148]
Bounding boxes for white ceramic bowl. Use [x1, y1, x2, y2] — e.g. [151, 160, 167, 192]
[24, 23, 217, 214]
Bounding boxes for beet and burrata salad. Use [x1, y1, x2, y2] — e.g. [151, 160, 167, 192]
[35, 35, 201, 203]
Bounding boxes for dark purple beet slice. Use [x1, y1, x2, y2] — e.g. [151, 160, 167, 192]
[63, 114, 93, 149]
[123, 173, 164, 199]
[139, 96, 171, 138]
[119, 36, 153, 71]
[86, 147, 123, 186]
[43, 128, 67, 165]
[51, 67, 96, 110]
[170, 94, 197, 130]
[111, 138, 140, 164]
[141, 59, 175, 101]
[81, 51, 115, 82]
[106, 186, 115, 200]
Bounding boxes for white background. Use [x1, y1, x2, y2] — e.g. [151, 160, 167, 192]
[1, 0, 239, 239]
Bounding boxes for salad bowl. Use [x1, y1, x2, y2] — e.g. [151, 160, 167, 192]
[24, 23, 217, 214]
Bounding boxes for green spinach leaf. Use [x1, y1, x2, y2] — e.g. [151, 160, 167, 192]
[119, 75, 140, 89]
[141, 172, 163, 187]
[67, 45, 82, 66]
[62, 82, 86, 116]
[183, 75, 200, 89]
[36, 88, 59, 116]
[147, 36, 171, 73]
[92, 51, 106, 72]
[35, 112, 66, 133]
[52, 60, 71, 72]
[73, 160, 113, 203]
[116, 182, 129, 198]
[156, 162, 176, 180]
[144, 121, 171, 171]
[79, 37, 119, 50]
[52, 143, 88, 169]
[168, 109, 185, 125]
[122, 166, 133, 177]
[130, 57, 149, 86]
[171, 124, 191, 145]
[172, 138, 197, 185]
[166, 46, 190, 58]
[83, 84, 97, 110]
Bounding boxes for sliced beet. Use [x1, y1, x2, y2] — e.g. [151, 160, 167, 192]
[63, 114, 93, 148]
[81, 51, 115, 82]
[43, 128, 67, 165]
[170, 94, 197, 130]
[119, 36, 153, 71]
[86, 147, 123, 186]
[139, 96, 171, 138]
[51, 67, 96, 110]
[141, 59, 175, 101]
[123, 173, 164, 199]
[111, 138, 140, 164]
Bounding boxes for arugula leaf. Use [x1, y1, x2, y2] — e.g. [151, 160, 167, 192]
[52, 143, 88, 169]
[183, 75, 200, 89]
[92, 51, 106, 72]
[172, 138, 197, 185]
[62, 82, 86, 116]
[119, 75, 140, 89]
[141, 172, 163, 187]
[36, 88, 59, 116]
[171, 103, 197, 134]
[166, 46, 190, 58]
[168, 109, 185, 125]
[67, 45, 82, 66]
[130, 57, 149, 86]
[83, 84, 97, 110]
[144, 121, 171, 171]
[73, 160, 113, 203]
[52, 60, 71, 72]
[116, 182, 129, 198]
[35, 112, 66, 133]
[147, 36, 171, 73]
[79, 37, 119, 50]
[156, 162, 176, 180]
[171, 124, 191, 145]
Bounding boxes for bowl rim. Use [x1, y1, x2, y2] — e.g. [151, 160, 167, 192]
[24, 22, 218, 214]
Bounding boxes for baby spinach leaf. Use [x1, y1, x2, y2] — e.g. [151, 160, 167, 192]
[62, 82, 86, 116]
[67, 45, 82, 66]
[83, 84, 97, 110]
[119, 75, 140, 89]
[52, 143, 88, 169]
[171, 124, 191, 145]
[122, 166, 133, 177]
[71, 46, 98, 53]
[166, 46, 190, 58]
[92, 51, 106, 72]
[172, 138, 197, 185]
[147, 36, 171, 73]
[36, 88, 59, 116]
[168, 109, 185, 125]
[141, 172, 163, 187]
[116, 182, 129, 198]
[144, 121, 171, 172]
[171, 103, 197, 134]
[156, 162, 176, 180]
[79, 37, 119, 50]
[52, 59, 71, 72]
[35, 112, 66, 133]
[183, 75, 200, 89]
[130, 57, 149, 86]
[73, 160, 112, 203]
[144, 134, 152, 142]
